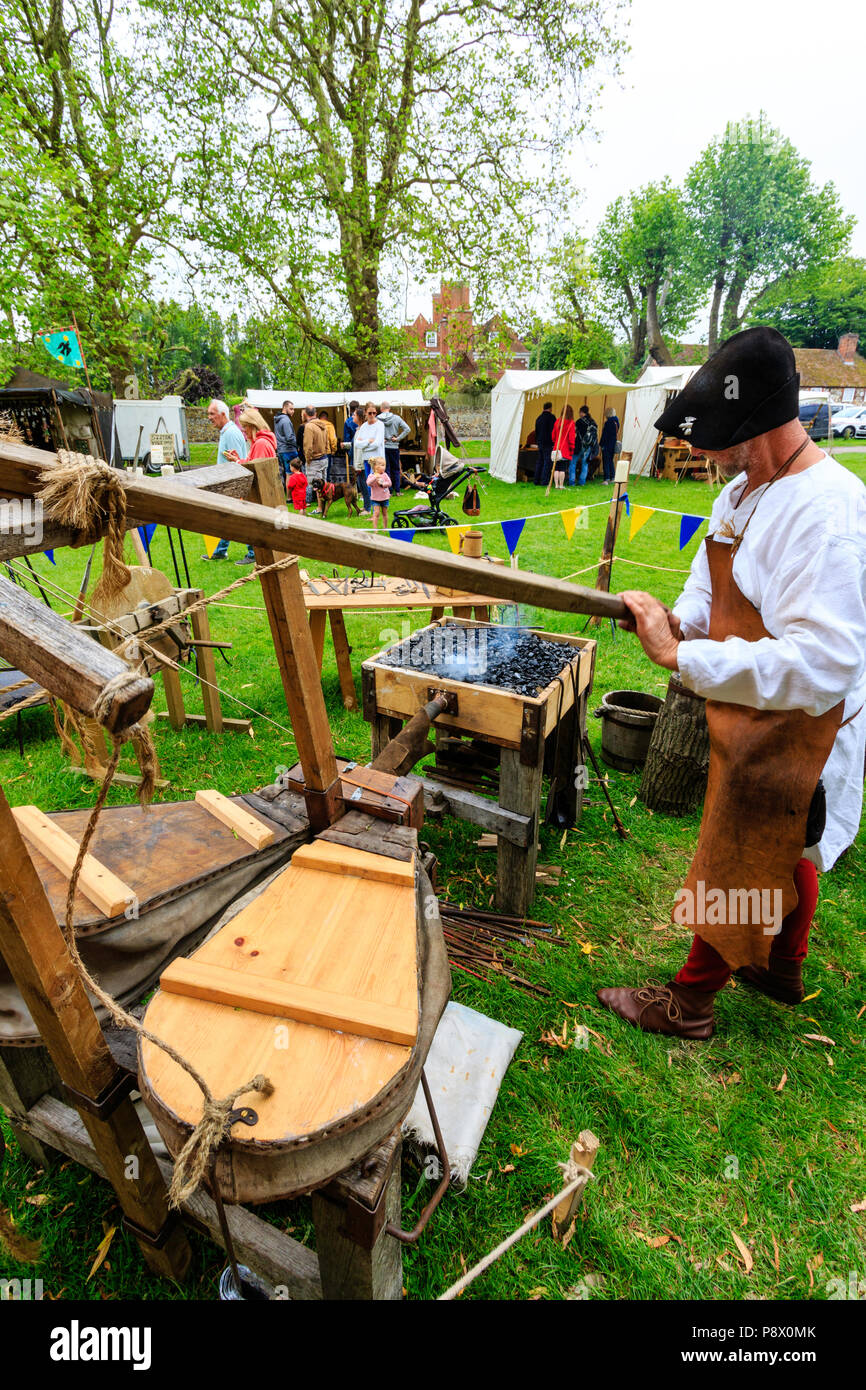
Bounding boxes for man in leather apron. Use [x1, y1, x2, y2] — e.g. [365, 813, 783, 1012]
[597, 328, 866, 1039]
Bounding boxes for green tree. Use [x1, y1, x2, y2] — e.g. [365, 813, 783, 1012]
[747, 257, 866, 349]
[144, 0, 625, 390]
[0, 0, 180, 392]
[685, 115, 853, 351]
[592, 181, 700, 367]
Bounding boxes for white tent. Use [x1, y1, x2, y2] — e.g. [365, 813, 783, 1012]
[490, 368, 642, 483]
[620, 365, 701, 476]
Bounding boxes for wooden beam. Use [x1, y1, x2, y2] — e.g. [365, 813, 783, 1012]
[0, 574, 154, 732]
[159, 958, 418, 1047]
[0, 788, 191, 1279]
[12, 806, 137, 918]
[412, 776, 533, 846]
[0, 442, 629, 619]
[194, 789, 275, 850]
[290, 839, 414, 885]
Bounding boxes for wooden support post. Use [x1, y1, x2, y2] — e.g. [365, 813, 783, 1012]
[0, 788, 191, 1280]
[0, 1045, 59, 1167]
[189, 594, 224, 733]
[497, 741, 545, 916]
[161, 665, 187, 731]
[370, 714, 403, 762]
[329, 610, 357, 710]
[245, 458, 341, 830]
[589, 458, 630, 627]
[309, 610, 327, 672]
[312, 1135, 403, 1301]
[430, 606, 445, 621]
[552, 1130, 600, 1240]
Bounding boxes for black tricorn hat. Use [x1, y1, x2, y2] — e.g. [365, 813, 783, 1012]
[654, 327, 800, 449]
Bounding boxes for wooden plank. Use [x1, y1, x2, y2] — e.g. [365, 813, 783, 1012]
[0, 1046, 60, 1167]
[156, 712, 250, 733]
[189, 596, 224, 733]
[0, 789, 191, 1279]
[244, 458, 339, 815]
[313, 1139, 403, 1300]
[194, 789, 276, 850]
[12, 805, 137, 918]
[159, 958, 418, 1046]
[0, 574, 154, 732]
[329, 610, 357, 710]
[161, 664, 187, 731]
[411, 775, 533, 847]
[290, 838, 414, 885]
[497, 744, 544, 916]
[20, 1095, 322, 1300]
[309, 609, 327, 671]
[0, 441, 629, 618]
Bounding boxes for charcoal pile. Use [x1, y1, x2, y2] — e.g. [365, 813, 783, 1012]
[376, 621, 575, 697]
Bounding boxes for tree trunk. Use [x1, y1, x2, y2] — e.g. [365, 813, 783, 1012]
[707, 275, 726, 352]
[721, 270, 748, 339]
[638, 676, 710, 815]
[646, 284, 673, 366]
[349, 357, 381, 391]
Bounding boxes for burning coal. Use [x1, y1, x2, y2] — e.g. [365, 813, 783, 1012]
[375, 621, 575, 697]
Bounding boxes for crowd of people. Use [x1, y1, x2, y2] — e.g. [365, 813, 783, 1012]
[532, 400, 620, 489]
[203, 396, 416, 560]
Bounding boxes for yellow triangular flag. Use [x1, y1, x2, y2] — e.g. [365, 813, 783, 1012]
[446, 525, 468, 555]
[202, 534, 221, 558]
[629, 505, 655, 541]
[561, 507, 581, 541]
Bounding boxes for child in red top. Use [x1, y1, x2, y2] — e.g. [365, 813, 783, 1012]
[286, 460, 308, 511]
[368, 456, 392, 530]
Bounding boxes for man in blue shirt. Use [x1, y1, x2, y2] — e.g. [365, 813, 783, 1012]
[203, 400, 254, 563]
[274, 400, 298, 482]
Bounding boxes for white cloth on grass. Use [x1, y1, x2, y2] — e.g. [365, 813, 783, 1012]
[402, 1001, 522, 1184]
[673, 454, 866, 871]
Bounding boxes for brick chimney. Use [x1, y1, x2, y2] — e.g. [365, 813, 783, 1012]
[837, 332, 859, 365]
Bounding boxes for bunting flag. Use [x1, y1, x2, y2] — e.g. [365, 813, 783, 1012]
[38, 327, 83, 369]
[202, 534, 222, 558]
[445, 525, 468, 554]
[500, 517, 526, 555]
[137, 523, 157, 553]
[560, 507, 584, 541]
[629, 505, 655, 541]
[389, 527, 415, 542]
[679, 514, 706, 550]
[621, 492, 630, 517]
[45, 550, 55, 565]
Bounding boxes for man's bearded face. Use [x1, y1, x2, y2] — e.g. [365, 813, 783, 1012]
[697, 443, 752, 477]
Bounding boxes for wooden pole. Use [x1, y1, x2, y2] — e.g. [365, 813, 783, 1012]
[0, 574, 154, 731]
[0, 787, 191, 1279]
[589, 456, 630, 627]
[71, 311, 109, 463]
[0, 442, 630, 622]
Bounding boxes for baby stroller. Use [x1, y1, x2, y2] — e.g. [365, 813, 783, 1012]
[390, 455, 486, 530]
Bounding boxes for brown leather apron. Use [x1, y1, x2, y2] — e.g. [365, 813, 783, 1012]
[676, 536, 843, 970]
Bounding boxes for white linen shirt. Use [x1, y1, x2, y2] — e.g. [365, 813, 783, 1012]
[673, 454, 866, 871]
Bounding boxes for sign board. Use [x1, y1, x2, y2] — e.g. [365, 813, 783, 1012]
[150, 432, 175, 467]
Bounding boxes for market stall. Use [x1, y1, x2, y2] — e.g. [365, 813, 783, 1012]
[490, 368, 638, 484]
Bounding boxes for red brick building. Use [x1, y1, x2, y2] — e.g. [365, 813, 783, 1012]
[404, 281, 530, 384]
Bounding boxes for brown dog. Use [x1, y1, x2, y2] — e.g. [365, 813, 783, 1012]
[311, 477, 361, 518]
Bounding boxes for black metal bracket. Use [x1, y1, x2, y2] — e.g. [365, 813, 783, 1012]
[61, 1068, 136, 1121]
[122, 1208, 181, 1251]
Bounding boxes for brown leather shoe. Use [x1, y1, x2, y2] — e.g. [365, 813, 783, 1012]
[735, 957, 804, 1005]
[597, 980, 715, 1039]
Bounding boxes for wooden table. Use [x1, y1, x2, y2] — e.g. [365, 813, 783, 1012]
[302, 574, 503, 711]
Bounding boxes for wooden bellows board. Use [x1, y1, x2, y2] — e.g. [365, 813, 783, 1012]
[141, 838, 419, 1143]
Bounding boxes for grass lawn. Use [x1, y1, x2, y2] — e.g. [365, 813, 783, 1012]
[1, 445, 864, 1302]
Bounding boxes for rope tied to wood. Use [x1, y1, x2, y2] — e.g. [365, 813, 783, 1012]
[38, 451, 131, 605]
[56, 734, 272, 1207]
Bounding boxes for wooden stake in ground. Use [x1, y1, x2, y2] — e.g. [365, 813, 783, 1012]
[552, 1130, 599, 1241]
[589, 457, 630, 627]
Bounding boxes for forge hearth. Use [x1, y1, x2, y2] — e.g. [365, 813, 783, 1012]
[362, 618, 597, 914]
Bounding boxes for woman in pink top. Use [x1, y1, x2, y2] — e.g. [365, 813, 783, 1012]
[224, 407, 279, 562]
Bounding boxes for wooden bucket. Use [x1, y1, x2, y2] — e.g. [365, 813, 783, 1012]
[595, 689, 663, 772]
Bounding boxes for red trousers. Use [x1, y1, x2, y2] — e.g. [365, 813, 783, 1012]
[675, 858, 819, 993]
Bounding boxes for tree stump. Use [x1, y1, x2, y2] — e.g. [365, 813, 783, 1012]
[638, 677, 710, 815]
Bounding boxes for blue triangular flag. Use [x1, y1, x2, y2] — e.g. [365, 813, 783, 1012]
[679, 514, 705, 550]
[620, 492, 630, 517]
[45, 549, 55, 565]
[389, 528, 415, 542]
[500, 517, 526, 555]
[137, 523, 157, 552]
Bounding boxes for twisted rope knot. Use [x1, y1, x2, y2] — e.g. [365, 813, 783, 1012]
[168, 1074, 275, 1208]
[39, 451, 131, 602]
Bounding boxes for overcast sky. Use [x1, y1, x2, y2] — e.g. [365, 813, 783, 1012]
[407, 0, 865, 329]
